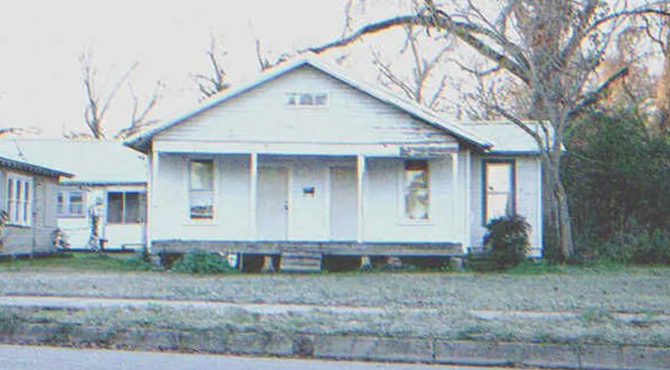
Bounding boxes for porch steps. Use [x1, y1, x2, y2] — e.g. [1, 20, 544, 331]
[279, 250, 323, 272]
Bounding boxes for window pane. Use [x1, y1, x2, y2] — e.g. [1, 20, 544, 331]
[138, 193, 147, 222]
[23, 181, 30, 223]
[314, 93, 328, 106]
[190, 190, 214, 218]
[406, 188, 429, 220]
[16, 181, 22, 223]
[487, 193, 511, 221]
[299, 93, 314, 105]
[487, 163, 512, 193]
[286, 93, 298, 106]
[107, 192, 123, 223]
[190, 161, 213, 190]
[57, 192, 65, 214]
[125, 192, 140, 223]
[69, 192, 84, 215]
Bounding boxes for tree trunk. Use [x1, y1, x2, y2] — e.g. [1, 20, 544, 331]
[542, 150, 575, 260]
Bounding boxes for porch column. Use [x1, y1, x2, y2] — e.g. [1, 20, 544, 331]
[464, 150, 471, 252]
[451, 152, 460, 246]
[249, 153, 258, 240]
[357, 154, 366, 243]
[147, 150, 159, 254]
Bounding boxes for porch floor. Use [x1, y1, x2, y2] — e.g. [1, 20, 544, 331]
[153, 240, 464, 257]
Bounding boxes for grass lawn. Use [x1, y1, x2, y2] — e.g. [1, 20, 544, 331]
[0, 253, 669, 346]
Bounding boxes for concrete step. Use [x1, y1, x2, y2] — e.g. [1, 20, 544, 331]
[280, 251, 323, 272]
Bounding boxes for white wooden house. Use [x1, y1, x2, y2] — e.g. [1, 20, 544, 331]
[126, 54, 543, 269]
[0, 154, 71, 256]
[0, 140, 147, 250]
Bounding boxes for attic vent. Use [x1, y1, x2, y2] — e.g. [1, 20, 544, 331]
[287, 92, 328, 107]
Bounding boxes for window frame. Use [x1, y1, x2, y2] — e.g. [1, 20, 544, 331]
[285, 92, 330, 108]
[482, 159, 516, 225]
[5, 173, 33, 227]
[399, 159, 431, 222]
[105, 191, 146, 225]
[188, 159, 215, 220]
[56, 188, 86, 218]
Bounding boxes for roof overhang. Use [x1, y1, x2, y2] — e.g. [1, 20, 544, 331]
[0, 155, 73, 178]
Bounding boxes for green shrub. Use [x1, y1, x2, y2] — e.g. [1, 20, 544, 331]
[596, 229, 670, 265]
[483, 214, 531, 270]
[171, 250, 235, 274]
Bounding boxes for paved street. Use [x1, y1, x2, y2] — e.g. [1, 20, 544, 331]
[0, 345, 530, 370]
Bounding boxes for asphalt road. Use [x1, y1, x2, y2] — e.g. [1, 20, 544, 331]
[0, 345, 530, 370]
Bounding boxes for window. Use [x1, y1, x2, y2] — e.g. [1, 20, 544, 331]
[189, 160, 214, 219]
[403, 160, 429, 220]
[484, 161, 515, 224]
[6, 174, 33, 226]
[286, 92, 328, 107]
[57, 189, 85, 217]
[106, 191, 146, 224]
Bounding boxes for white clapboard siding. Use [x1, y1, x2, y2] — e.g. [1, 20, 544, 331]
[154, 66, 457, 146]
[469, 155, 542, 256]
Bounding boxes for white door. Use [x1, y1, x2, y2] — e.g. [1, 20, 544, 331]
[330, 167, 358, 240]
[257, 167, 289, 240]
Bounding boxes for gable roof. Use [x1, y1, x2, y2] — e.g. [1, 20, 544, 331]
[0, 140, 146, 185]
[125, 53, 493, 153]
[0, 154, 72, 178]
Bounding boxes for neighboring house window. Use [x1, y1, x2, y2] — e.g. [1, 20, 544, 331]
[6, 174, 33, 226]
[107, 191, 146, 224]
[286, 92, 328, 106]
[57, 190, 85, 217]
[403, 160, 429, 220]
[189, 160, 214, 219]
[484, 161, 516, 224]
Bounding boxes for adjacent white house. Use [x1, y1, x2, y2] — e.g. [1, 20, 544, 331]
[0, 154, 71, 256]
[126, 54, 543, 269]
[0, 140, 147, 250]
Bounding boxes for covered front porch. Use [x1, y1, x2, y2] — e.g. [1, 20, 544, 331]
[148, 141, 472, 269]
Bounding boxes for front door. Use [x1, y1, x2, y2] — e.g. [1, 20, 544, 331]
[330, 167, 358, 240]
[257, 167, 289, 240]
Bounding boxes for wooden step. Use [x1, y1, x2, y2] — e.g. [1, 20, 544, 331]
[279, 251, 323, 272]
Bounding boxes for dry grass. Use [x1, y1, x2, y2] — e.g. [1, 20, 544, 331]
[0, 267, 668, 314]
[3, 303, 670, 347]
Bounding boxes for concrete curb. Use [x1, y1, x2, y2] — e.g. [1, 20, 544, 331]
[0, 323, 668, 369]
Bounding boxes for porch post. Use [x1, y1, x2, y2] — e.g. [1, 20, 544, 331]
[464, 150, 471, 253]
[357, 154, 366, 243]
[147, 149, 159, 254]
[451, 152, 460, 246]
[249, 153, 258, 240]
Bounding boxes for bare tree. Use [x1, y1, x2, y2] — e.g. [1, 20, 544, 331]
[115, 81, 163, 139]
[308, 0, 670, 258]
[255, 39, 290, 72]
[193, 38, 230, 100]
[80, 52, 137, 139]
[371, 25, 453, 110]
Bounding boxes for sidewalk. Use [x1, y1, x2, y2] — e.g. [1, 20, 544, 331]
[0, 294, 668, 369]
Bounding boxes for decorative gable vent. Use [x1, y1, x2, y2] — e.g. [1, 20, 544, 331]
[287, 92, 328, 107]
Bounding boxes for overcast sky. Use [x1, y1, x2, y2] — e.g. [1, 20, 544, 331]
[0, 0, 386, 137]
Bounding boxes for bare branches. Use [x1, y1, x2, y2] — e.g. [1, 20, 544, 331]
[80, 51, 137, 139]
[115, 81, 163, 139]
[194, 37, 230, 100]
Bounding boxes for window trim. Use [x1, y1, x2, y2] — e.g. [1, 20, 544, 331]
[5, 173, 33, 227]
[188, 159, 216, 221]
[105, 190, 146, 225]
[56, 188, 86, 219]
[398, 159, 432, 224]
[482, 159, 516, 226]
[285, 91, 330, 108]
